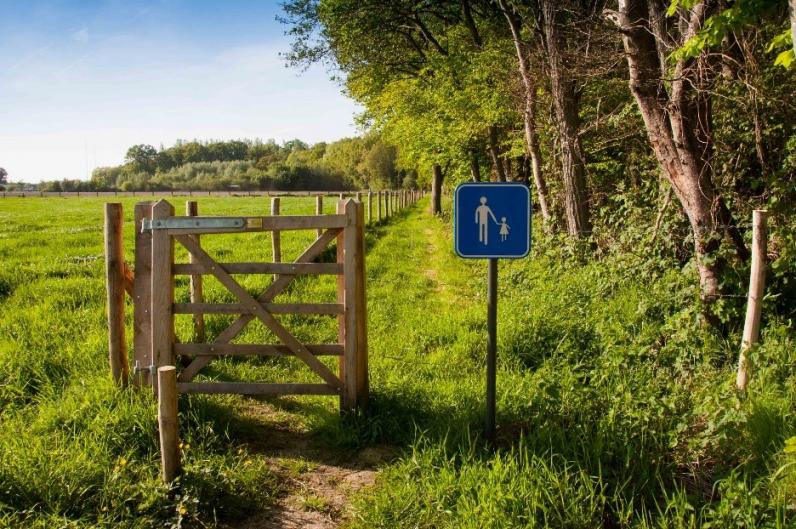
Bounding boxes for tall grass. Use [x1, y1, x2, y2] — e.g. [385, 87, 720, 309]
[0, 196, 793, 527]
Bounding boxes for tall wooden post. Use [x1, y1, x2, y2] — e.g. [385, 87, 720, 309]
[431, 164, 443, 215]
[315, 195, 323, 238]
[336, 200, 347, 409]
[377, 191, 382, 222]
[271, 197, 281, 270]
[367, 191, 373, 224]
[133, 202, 153, 387]
[341, 199, 367, 410]
[105, 203, 128, 386]
[736, 210, 768, 391]
[157, 366, 180, 483]
[150, 200, 175, 380]
[185, 201, 205, 342]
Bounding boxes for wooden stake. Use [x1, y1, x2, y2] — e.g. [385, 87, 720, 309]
[185, 201, 205, 342]
[104, 203, 128, 386]
[377, 191, 382, 222]
[736, 209, 768, 391]
[133, 202, 153, 387]
[271, 197, 281, 272]
[157, 366, 180, 483]
[316, 195, 323, 238]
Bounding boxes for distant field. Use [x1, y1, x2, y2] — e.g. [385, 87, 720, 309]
[0, 197, 793, 528]
[1, 190, 366, 198]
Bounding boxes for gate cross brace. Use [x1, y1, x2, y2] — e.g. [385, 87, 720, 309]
[176, 228, 343, 385]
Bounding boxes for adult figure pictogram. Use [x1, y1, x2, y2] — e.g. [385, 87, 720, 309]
[475, 196, 498, 245]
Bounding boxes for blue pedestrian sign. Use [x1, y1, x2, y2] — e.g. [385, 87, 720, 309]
[454, 182, 531, 259]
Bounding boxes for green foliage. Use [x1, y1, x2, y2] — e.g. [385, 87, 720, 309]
[55, 135, 414, 193]
[672, 0, 791, 67]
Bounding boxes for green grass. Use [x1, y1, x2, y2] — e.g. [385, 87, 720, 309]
[0, 196, 794, 528]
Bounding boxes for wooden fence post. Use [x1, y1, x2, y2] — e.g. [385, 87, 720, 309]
[105, 203, 128, 386]
[367, 191, 373, 224]
[157, 366, 181, 483]
[133, 202, 153, 387]
[736, 210, 768, 391]
[186, 201, 205, 342]
[150, 200, 175, 380]
[431, 165, 443, 215]
[271, 197, 281, 271]
[316, 195, 323, 238]
[377, 191, 382, 222]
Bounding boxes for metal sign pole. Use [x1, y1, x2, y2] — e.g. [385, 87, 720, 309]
[485, 257, 498, 441]
[453, 182, 530, 444]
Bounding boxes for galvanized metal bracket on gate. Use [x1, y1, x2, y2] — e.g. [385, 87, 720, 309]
[141, 217, 246, 232]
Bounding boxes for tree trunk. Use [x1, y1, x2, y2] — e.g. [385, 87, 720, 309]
[431, 164, 443, 215]
[487, 125, 507, 182]
[498, 0, 552, 224]
[610, 0, 749, 315]
[516, 156, 529, 185]
[541, 0, 590, 237]
[790, 0, 796, 57]
[470, 149, 481, 182]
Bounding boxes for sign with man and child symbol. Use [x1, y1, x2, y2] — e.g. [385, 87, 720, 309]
[454, 182, 531, 259]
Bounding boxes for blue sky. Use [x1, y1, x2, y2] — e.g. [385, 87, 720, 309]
[0, 0, 360, 182]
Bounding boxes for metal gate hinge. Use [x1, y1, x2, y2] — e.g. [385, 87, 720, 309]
[141, 217, 246, 232]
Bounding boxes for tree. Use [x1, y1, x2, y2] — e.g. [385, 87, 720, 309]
[497, 0, 552, 224]
[124, 144, 158, 174]
[607, 0, 749, 316]
[0, 167, 7, 185]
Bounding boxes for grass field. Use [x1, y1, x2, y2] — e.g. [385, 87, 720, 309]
[0, 196, 794, 528]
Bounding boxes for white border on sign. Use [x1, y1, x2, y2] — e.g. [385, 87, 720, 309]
[453, 182, 532, 259]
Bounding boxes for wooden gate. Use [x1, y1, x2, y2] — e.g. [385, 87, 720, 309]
[132, 198, 368, 411]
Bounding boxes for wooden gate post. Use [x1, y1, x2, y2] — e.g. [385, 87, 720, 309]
[736, 209, 769, 391]
[340, 199, 368, 411]
[133, 202, 153, 387]
[336, 200, 347, 409]
[186, 201, 205, 342]
[157, 365, 181, 483]
[151, 200, 175, 380]
[353, 200, 368, 403]
[104, 203, 128, 386]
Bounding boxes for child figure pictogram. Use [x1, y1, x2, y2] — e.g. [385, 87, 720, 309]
[499, 217, 510, 241]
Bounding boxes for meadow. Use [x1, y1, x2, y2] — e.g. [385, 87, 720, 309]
[0, 196, 793, 528]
